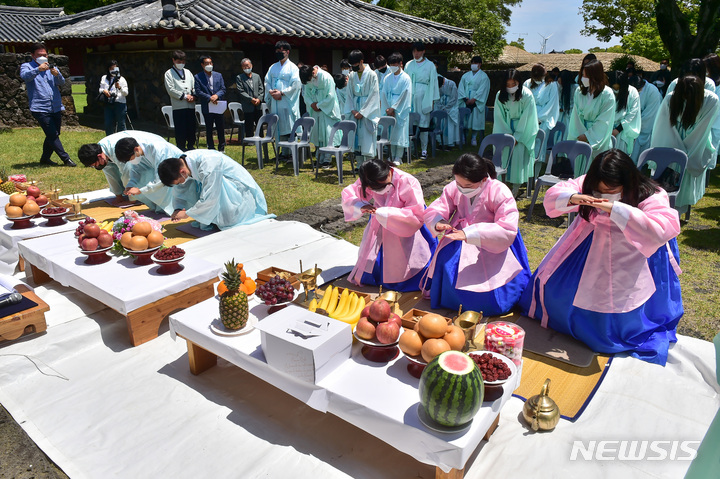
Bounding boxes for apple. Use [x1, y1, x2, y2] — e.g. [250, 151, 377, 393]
[26, 185, 41, 198]
[369, 299, 391, 322]
[77, 233, 86, 245]
[83, 223, 101, 238]
[361, 304, 371, 318]
[387, 313, 402, 329]
[81, 237, 98, 251]
[356, 317, 376, 340]
[35, 195, 49, 206]
[376, 322, 400, 344]
[97, 232, 113, 248]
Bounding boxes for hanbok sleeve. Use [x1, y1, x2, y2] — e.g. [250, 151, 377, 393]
[423, 184, 456, 237]
[474, 72, 490, 108]
[172, 180, 197, 212]
[618, 87, 641, 144]
[184, 164, 225, 220]
[492, 92, 513, 135]
[537, 83, 560, 125]
[358, 73, 380, 119]
[543, 176, 585, 217]
[461, 185, 519, 252]
[422, 66, 440, 114]
[315, 74, 338, 114]
[584, 90, 616, 150]
[609, 190, 681, 257]
[102, 161, 126, 196]
[341, 179, 370, 221]
[514, 91, 539, 152]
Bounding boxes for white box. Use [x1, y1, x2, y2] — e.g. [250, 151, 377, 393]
[256, 305, 352, 383]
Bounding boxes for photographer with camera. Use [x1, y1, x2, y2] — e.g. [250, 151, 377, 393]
[19, 42, 76, 167]
[99, 60, 129, 136]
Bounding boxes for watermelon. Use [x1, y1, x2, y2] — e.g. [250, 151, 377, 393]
[419, 350, 484, 427]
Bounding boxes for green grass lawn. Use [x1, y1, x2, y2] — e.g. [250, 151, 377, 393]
[0, 122, 717, 342]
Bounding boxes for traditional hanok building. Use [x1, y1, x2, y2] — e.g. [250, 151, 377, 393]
[39, 0, 474, 120]
[0, 5, 64, 54]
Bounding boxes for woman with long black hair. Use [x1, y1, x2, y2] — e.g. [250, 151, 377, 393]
[612, 70, 641, 156]
[520, 149, 682, 365]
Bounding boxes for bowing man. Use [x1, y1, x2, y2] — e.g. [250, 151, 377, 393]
[158, 150, 274, 230]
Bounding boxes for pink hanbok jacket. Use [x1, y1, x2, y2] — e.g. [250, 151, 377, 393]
[422, 179, 523, 292]
[531, 175, 681, 326]
[341, 168, 431, 285]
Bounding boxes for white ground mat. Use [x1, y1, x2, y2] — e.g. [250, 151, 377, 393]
[0, 219, 717, 479]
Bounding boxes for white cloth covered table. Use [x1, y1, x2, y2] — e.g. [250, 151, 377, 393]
[0, 219, 716, 479]
[0, 215, 77, 275]
[170, 301, 513, 473]
[18, 229, 221, 315]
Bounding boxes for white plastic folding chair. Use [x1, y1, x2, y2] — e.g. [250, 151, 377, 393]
[228, 102, 245, 144]
[161, 105, 174, 141]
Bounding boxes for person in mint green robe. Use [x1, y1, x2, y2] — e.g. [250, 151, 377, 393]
[651, 75, 720, 209]
[381, 52, 412, 165]
[344, 50, 380, 166]
[612, 75, 642, 156]
[631, 78, 663, 163]
[158, 150, 274, 230]
[524, 64, 559, 157]
[299, 65, 341, 150]
[112, 132, 183, 215]
[264, 41, 301, 139]
[492, 70, 539, 187]
[457, 55, 490, 146]
[567, 60, 615, 172]
[404, 42, 439, 158]
[436, 75, 459, 148]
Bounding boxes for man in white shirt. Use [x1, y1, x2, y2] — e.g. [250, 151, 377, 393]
[163, 50, 196, 151]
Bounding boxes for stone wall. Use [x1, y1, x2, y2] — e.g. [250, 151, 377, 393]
[0, 52, 78, 129]
[83, 50, 247, 123]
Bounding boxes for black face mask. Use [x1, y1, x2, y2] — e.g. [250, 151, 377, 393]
[378, 67, 387, 74]
[94, 162, 107, 171]
[352, 64, 360, 72]
[275, 51, 286, 61]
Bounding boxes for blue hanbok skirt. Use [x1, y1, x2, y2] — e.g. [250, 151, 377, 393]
[519, 233, 683, 365]
[428, 231, 531, 316]
[360, 225, 437, 292]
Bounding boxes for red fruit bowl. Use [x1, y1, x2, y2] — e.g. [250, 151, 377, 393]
[123, 245, 162, 266]
[6, 214, 35, 229]
[40, 207, 69, 226]
[151, 251, 185, 275]
[353, 330, 400, 363]
[78, 244, 113, 265]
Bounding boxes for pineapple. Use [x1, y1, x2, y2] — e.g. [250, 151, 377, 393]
[0, 168, 15, 195]
[219, 259, 249, 330]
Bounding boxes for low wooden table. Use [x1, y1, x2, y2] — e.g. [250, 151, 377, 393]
[19, 230, 221, 347]
[0, 289, 50, 341]
[170, 299, 513, 479]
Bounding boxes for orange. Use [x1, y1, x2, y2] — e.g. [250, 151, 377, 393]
[243, 278, 256, 295]
[217, 281, 228, 295]
[240, 269, 247, 282]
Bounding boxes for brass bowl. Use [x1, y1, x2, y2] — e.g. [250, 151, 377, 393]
[453, 310, 484, 351]
[299, 267, 322, 302]
[378, 290, 402, 308]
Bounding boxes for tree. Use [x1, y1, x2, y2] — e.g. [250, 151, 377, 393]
[392, 0, 523, 60]
[656, 0, 720, 67]
[508, 38, 525, 49]
[580, 0, 654, 42]
[621, 20, 669, 61]
[565, 48, 583, 54]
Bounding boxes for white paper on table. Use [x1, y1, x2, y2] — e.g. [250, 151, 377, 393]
[208, 101, 227, 115]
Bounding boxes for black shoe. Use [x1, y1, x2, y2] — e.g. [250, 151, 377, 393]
[39, 158, 58, 166]
[63, 159, 77, 167]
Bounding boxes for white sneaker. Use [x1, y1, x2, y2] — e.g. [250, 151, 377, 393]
[421, 150, 428, 159]
[471, 137, 477, 146]
[392, 159, 402, 166]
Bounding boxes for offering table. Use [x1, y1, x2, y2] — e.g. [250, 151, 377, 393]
[170, 300, 515, 479]
[0, 213, 78, 274]
[19, 230, 220, 346]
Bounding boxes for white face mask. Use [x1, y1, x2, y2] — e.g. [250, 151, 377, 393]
[506, 85, 518, 94]
[457, 183, 484, 198]
[204, 64, 213, 72]
[111, 67, 119, 74]
[612, 88, 619, 95]
[470, 64, 479, 72]
[36, 56, 48, 65]
[593, 191, 622, 202]
[180, 171, 189, 183]
[342, 69, 350, 75]
[175, 63, 185, 70]
[388, 65, 399, 74]
[374, 184, 393, 195]
[581, 77, 591, 87]
[533, 79, 542, 85]
[660, 64, 667, 70]
[243, 68, 252, 75]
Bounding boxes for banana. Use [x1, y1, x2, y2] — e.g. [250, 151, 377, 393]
[330, 289, 350, 318]
[308, 298, 318, 312]
[318, 285, 333, 311]
[336, 294, 365, 326]
[324, 287, 340, 315]
[336, 293, 357, 320]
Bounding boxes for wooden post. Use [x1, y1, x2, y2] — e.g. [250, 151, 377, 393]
[125, 278, 216, 347]
[29, 264, 51, 285]
[186, 340, 217, 375]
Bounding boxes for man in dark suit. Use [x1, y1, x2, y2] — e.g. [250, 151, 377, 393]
[236, 58, 264, 138]
[194, 55, 227, 151]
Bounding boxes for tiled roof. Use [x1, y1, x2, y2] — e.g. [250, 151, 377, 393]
[41, 0, 474, 46]
[0, 6, 64, 44]
[491, 45, 539, 67]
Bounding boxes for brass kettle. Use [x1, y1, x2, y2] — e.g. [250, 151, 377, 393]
[522, 378, 560, 431]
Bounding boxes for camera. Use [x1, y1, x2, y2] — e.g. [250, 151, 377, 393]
[107, 92, 117, 104]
